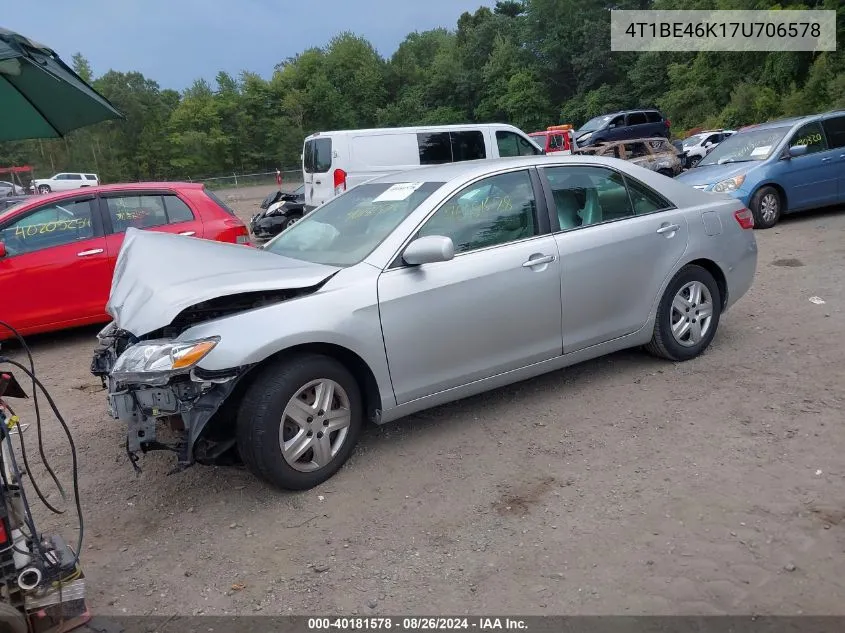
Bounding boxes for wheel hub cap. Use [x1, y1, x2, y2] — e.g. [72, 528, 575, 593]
[670, 281, 714, 348]
[760, 194, 779, 222]
[279, 379, 351, 473]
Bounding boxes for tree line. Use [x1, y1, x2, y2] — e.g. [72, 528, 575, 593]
[1, 0, 842, 184]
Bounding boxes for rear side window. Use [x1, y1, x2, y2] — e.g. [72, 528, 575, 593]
[164, 195, 195, 222]
[418, 132, 452, 165]
[204, 188, 237, 216]
[626, 112, 648, 126]
[84, 174, 97, 180]
[822, 116, 845, 149]
[417, 131, 487, 165]
[645, 111, 663, 123]
[304, 138, 332, 173]
[623, 175, 674, 214]
[451, 131, 486, 162]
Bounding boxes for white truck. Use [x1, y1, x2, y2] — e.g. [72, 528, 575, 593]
[301, 123, 543, 212]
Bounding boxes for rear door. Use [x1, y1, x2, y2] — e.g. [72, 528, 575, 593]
[303, 136, 334, 210]
[624, 112, 649, 140]
[99, 191, 204, 270]
[771, 120, 839, 211]
[820, 115, 845, 202]
[0, 195, 110, 330]
[539, 164, 689, 353]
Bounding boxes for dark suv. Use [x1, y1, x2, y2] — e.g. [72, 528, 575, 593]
[574, 109, 670, 147]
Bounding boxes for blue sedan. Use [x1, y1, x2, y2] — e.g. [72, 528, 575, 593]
[676, 111, 845, 229]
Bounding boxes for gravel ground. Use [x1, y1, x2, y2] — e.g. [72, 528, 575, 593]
[4, 186, 845, 617]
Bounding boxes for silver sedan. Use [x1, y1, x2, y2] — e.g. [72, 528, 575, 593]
[92, 155, 758, 490]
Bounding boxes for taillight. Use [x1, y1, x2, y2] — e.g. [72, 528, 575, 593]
[734, 208, 754, 230]
[333, 169, 347, 196]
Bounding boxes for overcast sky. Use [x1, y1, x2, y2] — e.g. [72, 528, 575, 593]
[7, 0, 489, 91]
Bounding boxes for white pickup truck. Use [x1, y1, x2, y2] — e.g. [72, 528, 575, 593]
[31, 172, 99, 193]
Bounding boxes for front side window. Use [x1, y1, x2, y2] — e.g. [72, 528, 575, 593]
[417, 170, 537, 254]
[625, 143, 650, 159]
[496, 131, 541, 157]
[549, 134, 564, 150]
[0, 199, 95, 257]
[789, 122, 828, 155]
[264, 181, 444, 267]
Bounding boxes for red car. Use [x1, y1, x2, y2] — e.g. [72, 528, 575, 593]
[0, 182, 250, 339]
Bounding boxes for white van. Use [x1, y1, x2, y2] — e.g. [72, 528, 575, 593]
[301, 123, 543, 211]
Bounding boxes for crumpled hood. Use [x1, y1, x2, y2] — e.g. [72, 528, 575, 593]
[107, 228, 339, 336]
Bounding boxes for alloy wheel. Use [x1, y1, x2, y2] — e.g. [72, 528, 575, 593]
[670, 281, 714, 347]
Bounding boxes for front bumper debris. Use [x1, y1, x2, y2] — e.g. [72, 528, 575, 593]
[92, 329, 244, 473]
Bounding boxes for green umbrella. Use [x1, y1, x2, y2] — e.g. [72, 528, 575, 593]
[0, 27, 124, 141]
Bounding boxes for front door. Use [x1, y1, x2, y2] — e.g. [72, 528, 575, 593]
[378, 169, 563, 404]
[771, 120, 839, 212]
[539, 164, 689, 353]
[0, 196, 110, 331]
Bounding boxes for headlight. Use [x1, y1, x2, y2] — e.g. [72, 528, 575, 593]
[712, 174, 746, 193]
[110, 337, 219, 385]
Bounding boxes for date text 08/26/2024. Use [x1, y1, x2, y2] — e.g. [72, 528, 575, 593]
[307, 618, 528, 631]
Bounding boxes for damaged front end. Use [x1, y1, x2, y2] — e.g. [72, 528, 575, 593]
[91, 321, 250, 474]
[91, 227, 341, 476]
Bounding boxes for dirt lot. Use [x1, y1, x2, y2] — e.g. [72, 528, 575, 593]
[5, 184, 845, 616]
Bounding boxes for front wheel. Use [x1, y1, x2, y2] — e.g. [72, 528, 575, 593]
[687, 155, 701, 169]
[645, 265, 722, 362]
[750, 186, 782, 229]
[236, 354, 363, 490]
[281, 213, 302, 231]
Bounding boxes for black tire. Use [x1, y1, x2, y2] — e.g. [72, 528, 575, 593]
[687, 155, 701, 168]
[645, 264, 722, 362]
[236, 354, 363, 491]
[38, 185, 51, 194]
[749, 185, 782, 229]
[281, 213, 303, 231]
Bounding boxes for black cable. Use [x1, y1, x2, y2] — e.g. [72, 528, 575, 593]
[0, 359, 83, 571]
[0, 321, 66, 502]
[4, 401, 65, 515]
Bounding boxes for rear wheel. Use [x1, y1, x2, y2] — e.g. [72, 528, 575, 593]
[38, 185, 51, 194]
[750, 186, 782, 229]
[687, 155, 701, 168]
[236, 354, 363, 490]
[645, 265, 722, 362]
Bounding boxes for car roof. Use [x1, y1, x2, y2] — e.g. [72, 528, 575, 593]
[307, 123, 523, 137]
[3, 182, 204, 210]
[371, 154, 667, 184]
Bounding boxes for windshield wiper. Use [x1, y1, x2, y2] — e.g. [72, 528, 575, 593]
[716, 158, 756, 165]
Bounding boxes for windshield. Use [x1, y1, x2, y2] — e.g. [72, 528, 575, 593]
[293, 184, 305, 195]
[699, 127, 790, 166]
[578, 115, 612, 132]
[683, 134, 708, 148]
[263, 181, 444, 267]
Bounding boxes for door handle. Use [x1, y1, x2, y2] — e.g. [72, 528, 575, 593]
[77, 248, 103, 257]
[522, 254, 556, 268]
[656, 224, 680, 235]
[821, 157, 832, 162]
[178, 231, 196, 236]
[315, 180, 322, 185]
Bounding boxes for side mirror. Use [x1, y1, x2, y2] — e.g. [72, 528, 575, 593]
[788, 144, 808, 158]
[402, 235, 454, 266]
[0, 242, 6, 258]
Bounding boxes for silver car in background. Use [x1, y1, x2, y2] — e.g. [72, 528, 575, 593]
[91, 156, 758, 491]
